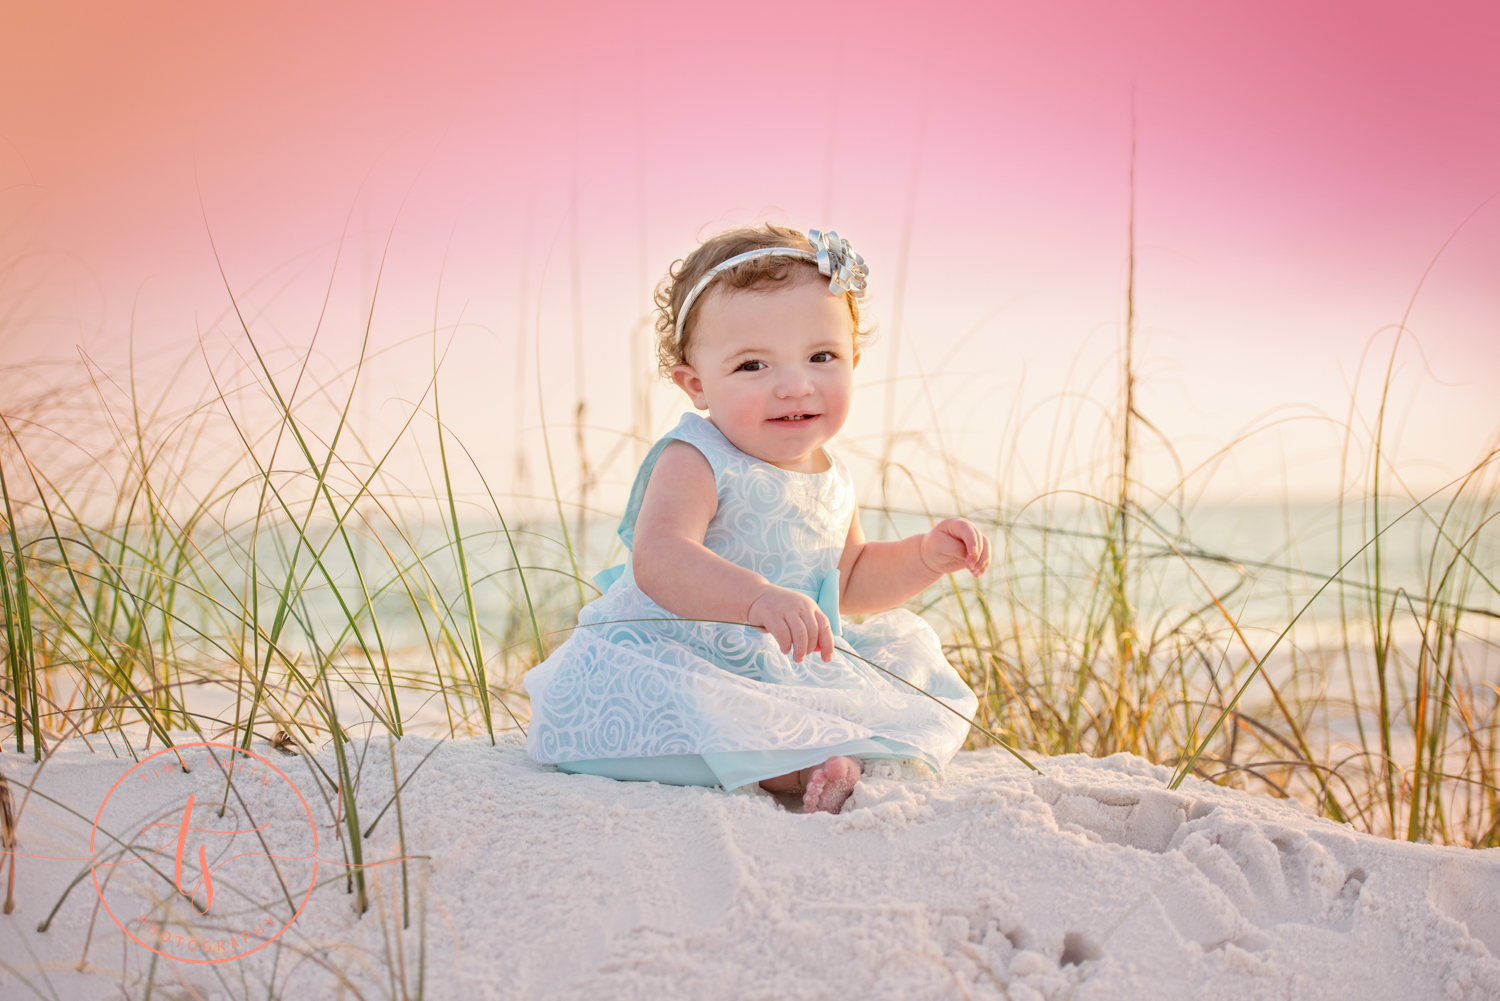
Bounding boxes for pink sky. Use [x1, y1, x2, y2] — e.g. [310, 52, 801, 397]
[3, 0, 1497, 504]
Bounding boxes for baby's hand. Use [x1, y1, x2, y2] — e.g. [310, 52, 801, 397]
[747, 587, 834, 663]
[920, 518, 993, 577]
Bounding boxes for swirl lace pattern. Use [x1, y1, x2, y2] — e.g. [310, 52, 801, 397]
[524, 414, 977, 766]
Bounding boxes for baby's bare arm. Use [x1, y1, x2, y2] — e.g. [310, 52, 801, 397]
[838, 506, 993, 615]
[632, 441, 833, 661]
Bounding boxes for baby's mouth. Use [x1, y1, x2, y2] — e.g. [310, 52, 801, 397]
[771, 414, 818, 422]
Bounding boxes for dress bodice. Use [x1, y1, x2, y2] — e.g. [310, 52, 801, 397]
[616, 413, 853, 593]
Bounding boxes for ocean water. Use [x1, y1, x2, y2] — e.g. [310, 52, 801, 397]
[150, 494, 1491, 632]
[156, 494, 1496, 676]
[21, 494, 1491, 742]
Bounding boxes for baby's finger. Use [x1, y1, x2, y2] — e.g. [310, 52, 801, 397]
[815, 612, 834, 662]
[769, 620, 792, 656]
[788, 615, 810, 663]
[957, 519, 982, 559]
[958, 525, 979, 568]
[973, 533, 992, 575]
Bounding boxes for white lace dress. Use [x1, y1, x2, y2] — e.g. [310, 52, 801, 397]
[523, 413, 977, 789]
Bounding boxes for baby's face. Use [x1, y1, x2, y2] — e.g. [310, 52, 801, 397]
[671, 275, 858, 473]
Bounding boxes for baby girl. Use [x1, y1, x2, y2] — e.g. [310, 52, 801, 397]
[525, 224, 990, 813]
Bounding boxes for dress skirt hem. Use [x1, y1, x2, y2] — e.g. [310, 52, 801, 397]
[556, 736, 930, 790]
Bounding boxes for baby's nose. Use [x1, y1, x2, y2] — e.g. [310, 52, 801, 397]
[774, 366, 815, 397]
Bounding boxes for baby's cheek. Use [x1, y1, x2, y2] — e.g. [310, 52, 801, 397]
[725, 395, 767, 436]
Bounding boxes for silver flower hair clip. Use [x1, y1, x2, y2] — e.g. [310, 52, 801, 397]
[673, 228, 870, 343]
[808, 229, 868, 299]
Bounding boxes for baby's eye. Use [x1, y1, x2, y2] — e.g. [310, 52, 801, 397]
[810, 351, 835, 363]
[735, 360, 766, 372]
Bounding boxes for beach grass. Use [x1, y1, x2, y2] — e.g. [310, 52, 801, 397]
[0, 256, 1497, 870]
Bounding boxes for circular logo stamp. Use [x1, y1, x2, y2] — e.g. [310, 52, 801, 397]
[91, 741, 320, 964]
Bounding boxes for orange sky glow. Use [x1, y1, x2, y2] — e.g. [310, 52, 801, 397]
[2, 0, 1497, 507]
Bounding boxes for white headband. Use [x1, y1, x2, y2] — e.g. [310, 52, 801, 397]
[672, 229, 868, 344]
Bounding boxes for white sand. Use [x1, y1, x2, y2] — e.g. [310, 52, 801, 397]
[3, 735, 1499, 1000]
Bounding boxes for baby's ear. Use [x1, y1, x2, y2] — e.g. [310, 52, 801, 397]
[670, 364, 708, 409]
[851, 351, 862, 370]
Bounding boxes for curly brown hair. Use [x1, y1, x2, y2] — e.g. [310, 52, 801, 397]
[653, 223, 873, 376]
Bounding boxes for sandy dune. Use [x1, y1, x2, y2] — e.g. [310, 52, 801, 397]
[3, 736, 1498, 1000]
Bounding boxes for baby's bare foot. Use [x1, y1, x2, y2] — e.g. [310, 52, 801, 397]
[802, 755, 862, 814]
